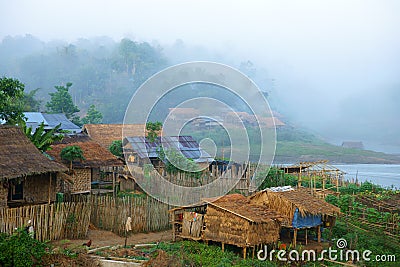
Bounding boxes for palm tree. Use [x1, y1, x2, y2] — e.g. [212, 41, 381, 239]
[60, 145, 85, 171]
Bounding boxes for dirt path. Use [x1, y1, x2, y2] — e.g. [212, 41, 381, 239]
[51, 229, 172, 249]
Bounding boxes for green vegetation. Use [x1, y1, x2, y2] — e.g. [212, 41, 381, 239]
[0, 76, 25, 125]
[144, 241, 277, 267]
[0, 36, 167, 123]
[146, 121, 162, 142]
[22, 88, 41, 112]
[60, 145, 85, 170]
[46, 82, 80, 120]
[81, 104, 103, 124]
[0, 228, 47, 267]
[109, 140, 123, 158]
[22, 121, 63, 152]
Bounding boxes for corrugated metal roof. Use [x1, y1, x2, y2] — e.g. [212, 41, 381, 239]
[124, 136, 214, 163]
[43, 113, 81, 132]
[23, 112, 81, 132]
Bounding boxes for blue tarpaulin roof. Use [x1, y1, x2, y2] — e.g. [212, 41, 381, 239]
[292, 208, 322, 228]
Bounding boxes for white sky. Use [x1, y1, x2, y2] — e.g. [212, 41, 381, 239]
[1, 0, 400, 151]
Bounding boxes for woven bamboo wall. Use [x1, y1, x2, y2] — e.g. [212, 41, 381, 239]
[73, 169, 91, 193]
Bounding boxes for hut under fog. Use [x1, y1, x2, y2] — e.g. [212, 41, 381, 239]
[249, 187, 340, 246]
[170, 194, 285, 258]
[48, 135, 123, 194]
[0, 126, 67, 207]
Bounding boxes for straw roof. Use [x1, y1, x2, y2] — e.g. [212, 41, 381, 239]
[48, 135, 123, 168]
[0, 126, 67, 180]
[204, 194, 285, 223]
[82, 124, 160, 149]
[250, 188, 340, 222]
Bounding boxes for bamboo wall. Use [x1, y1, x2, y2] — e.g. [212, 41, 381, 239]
[90, 195, 171, 236]
[24, 173, 57, 203]
[73, 168, 91, 193]
[0, 201, 91, 241]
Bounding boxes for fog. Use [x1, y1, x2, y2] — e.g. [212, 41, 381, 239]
[1, 0, 399, 153]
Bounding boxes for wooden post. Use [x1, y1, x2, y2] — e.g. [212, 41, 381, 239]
[336, 171, 339, 192]
[317, 225, 321, 243]
[293, 228, 297, 247]
[243, 247, 247, 259]
[222, 243, 225, 252]
[48, 173, 52, 204]
[305, 228, 308, 245]
[298, 163, 302, 187]
[112, 168, 116, 198]
[252, 245, 255, 259]
[172, 215, 176, 242]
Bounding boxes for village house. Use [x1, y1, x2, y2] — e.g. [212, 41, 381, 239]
[82, 124, 157, 149]
[47, 135, 123, 194]
[0, 126, 67, 207]
[249, 187, 340, 246]
[170, 194, 285, 258]
[123, 135, 214, 170]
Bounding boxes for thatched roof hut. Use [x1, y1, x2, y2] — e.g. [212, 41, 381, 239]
[48, 135, 123, 168]
[170, 194, 285, 255]
[47, 135, 123, 194]
[250, 187, 340, 228]
[82, 124, 161, 149]
[0, 126, 67, 180]
[250, 187, 340, 246]
[0, 126, 67, 206]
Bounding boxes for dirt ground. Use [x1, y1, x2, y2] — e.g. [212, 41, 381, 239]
[51, 227, 173, 249]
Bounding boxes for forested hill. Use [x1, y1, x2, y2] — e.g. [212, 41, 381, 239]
[0, 35, 167, 123]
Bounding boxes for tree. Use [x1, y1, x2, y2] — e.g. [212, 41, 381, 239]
[0, 77, 25, 124]
[22, 122, 63, 152]
[60, 145, 85, 171]
[146, 121, 162, 142]
[45, 82, 79, 119]
[109, 140, 123, 158]
[81, 104, 103, 124]
[22, 88, 41, 112]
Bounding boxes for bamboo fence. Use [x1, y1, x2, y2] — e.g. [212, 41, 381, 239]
[0, 201, 91, 241]
[89, 195, 171, 236]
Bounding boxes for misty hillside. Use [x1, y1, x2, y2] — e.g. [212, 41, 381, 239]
[1, 35, 399, 164]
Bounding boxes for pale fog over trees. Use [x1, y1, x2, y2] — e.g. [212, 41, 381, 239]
[0, 1, 399, 153]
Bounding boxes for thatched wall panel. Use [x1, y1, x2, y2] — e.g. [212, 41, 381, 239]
[119, 178, 136, 191]
[0, 184, 7, 207]
[204, 206, 250, 246]
[24, 174, 57, 203]
[247, 222, 280, 245]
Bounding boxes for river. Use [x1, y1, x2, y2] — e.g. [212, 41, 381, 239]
[333, 164, 400, 189]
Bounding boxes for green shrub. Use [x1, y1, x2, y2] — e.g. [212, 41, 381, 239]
[0, 228, 47, 267]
